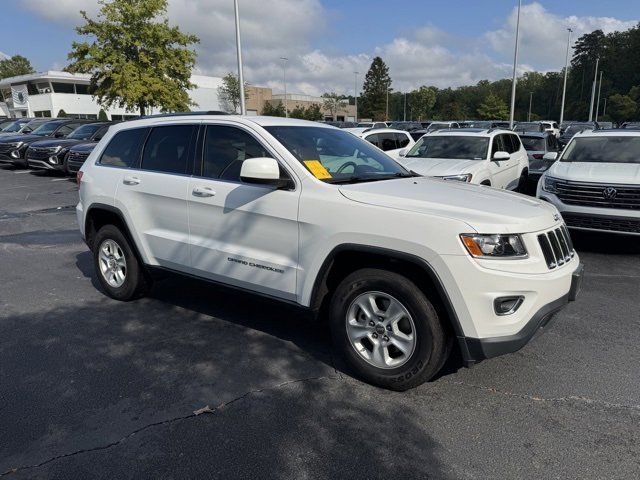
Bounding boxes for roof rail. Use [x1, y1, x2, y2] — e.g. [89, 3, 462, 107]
[139, 110, 229, 119]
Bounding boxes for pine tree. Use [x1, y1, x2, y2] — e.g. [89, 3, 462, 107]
[360, 57, 392, 121]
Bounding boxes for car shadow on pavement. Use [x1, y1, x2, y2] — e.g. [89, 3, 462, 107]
[571, 230, 640, 255]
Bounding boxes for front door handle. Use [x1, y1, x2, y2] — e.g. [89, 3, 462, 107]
[192, 186, 215, 197]
[123, 176, 140, 186]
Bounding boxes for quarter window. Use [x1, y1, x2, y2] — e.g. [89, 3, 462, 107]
[378, 133, 397, 151]
[141, 125, 194, 174]
[202, 125, 273, 181]
[99, 128, 149, 168]
[395, 132, 411, 148]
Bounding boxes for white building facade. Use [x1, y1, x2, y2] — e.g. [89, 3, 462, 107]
[0, 71, 224, 119]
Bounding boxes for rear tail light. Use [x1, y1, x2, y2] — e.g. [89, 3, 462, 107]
[76, 170, 84, 186]
[532, 154, 543, 159]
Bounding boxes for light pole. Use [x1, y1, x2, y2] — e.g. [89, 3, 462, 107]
[403, 92, 407, 121]
[559, 28, 573, 126]
[280, 57, 288, 118]
[509, 0, 522, 129]
[354, 71, 358, 122]
[528, 92, 533, 122]
[603, 97, 607, 117]
[595, 70, 603, 122]
[588, 57, 599, 122]
[386, 81, 390, 121]
[234, 0, 246, 115]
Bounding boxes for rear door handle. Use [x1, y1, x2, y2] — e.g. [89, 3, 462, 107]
[192, 186, 215, 197]
[123, 176, 140, 186]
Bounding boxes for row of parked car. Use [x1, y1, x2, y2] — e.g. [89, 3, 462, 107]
[0, 117, 108, 174]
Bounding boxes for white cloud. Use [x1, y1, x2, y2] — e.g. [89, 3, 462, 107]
[18, 1, 639, 96]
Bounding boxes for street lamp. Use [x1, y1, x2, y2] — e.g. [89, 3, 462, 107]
[588, 57, 599, 122]
[559, 28, 573, 126]
[234, 0, 246, 115]
[386, 80, 390, 121]
[595, 70, 603, 122]
[280, 57, 288, 118]
[528, 92, 533, 122]
[508, 0, 522, 129]
[354, 71, 358, 122]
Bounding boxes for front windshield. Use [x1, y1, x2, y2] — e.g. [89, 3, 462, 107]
[2, 121, 27, 132]
[426, 123, 448, 132]
[520, 136, 545, 151]
[31, 122, 62, 136]
[264, 126, 411, 183]
[406, 136, 489, 160]
[564, 124, 593, 136]
[561, 136, 640, 164]
[67, 124, 101, 140]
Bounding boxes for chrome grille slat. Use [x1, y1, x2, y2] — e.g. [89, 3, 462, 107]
[538, 224, 576, 269]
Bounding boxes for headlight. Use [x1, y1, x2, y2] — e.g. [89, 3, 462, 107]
[439, 173, 472, 182]
[542, 176, 559, 193]
[460, 234, 527, 259]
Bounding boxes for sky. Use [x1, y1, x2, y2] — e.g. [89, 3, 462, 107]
[1, 0, 637, 96]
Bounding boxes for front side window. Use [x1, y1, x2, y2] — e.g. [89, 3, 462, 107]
[407, 136, 489, 160]
[141, 125, 194, 174]
[560, 136, 640, 164]
[202, 125, 273, 181]
[265, 126, 410, 183]
[491, 135, 506, 155]
[99, 128, 149, 168]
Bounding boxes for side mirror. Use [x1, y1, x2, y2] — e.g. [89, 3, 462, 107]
[240, 157, 282, 186]
[492, 151, 510, 161]
[55, 132, 66, 138]
[398, 148, 407, 157]
[543, 152, 558, 161]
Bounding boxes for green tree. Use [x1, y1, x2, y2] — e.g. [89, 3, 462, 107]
[262, 102, 286, 117]
[477, 94, 509, 119]
[360, 57, 391, 120]
[607, 94, 637, 123]
[0, 55, 35, 80]
[304, 103, 323, 121]
[321, 93, 347, 121]
[218, 72, 249, 114]
[57, 109, 68, 118]
[98, 109, 109, 121]
[67, 0, 199, 116]
[409, 86, 437, 120]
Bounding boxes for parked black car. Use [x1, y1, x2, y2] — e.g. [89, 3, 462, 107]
[66, 142, 100, 174]
[26, 122, 111, 173]
[557, 122, 597, 148]
[0, 119, 90, 167]
[0, 118, 46, 138]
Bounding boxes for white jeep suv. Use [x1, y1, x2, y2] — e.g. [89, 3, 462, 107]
[537, 129, 640, 235]
[397, 129, 529, 190]
[77, 115, 582, 390]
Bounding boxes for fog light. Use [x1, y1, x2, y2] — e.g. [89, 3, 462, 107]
[494, 296, 524, 316]
[49, 156, 59, 164]
[10, 150, 19, 159]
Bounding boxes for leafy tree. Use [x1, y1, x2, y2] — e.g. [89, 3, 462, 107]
[477, 94, 508, 119]
[322, 93, 347, 121]
[0, 55, 35, 80]
[57, 109, 68, 118]
[218, 72, 249, 114]
[607, 94, 637, 123]
[262, 102, 286, 117]
[360, 57, 391, 120]
[409, 86, 437, 120]
[67, 0, 199, 116]
[289, 104, 323, 121]
[98, 109, 109, 121]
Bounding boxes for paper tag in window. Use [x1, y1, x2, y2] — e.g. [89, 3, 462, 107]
[303, 160, 332, 179]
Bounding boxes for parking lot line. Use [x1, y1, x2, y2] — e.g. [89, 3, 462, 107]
[13, 170, 32, 174]
[51, 178, 70, 182]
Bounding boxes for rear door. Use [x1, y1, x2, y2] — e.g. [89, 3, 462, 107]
[187, 123, 300, 300]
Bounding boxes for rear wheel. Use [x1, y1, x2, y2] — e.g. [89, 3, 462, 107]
[329, 268, 449, 391]
[93, 225, 150, 301]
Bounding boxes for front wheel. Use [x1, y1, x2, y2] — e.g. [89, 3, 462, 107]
[329, 268, 449, 391]
[516, 169, 528, 193]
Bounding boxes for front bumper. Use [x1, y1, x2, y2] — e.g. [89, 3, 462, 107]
[461, 263, 583, 363]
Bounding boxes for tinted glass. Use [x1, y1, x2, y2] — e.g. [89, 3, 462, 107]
[202, 125, 272, 181]
[93, 126, 109, 140]
[141, 125, 194, 174]
[378, 133, 397, 151]
[67, 124, 103, 140]
[57, 124, 79, 137]
[31, 122, 64, 136]
[510, 134, 521, 152]
[99, 128, 148, 168]
[3, 120, 26, 132]
[407, 136, 489, 160]
[520, 136, 545, 151]
[51, 82, 74, 93]
[395, 133, 411, 148]
[365, 133, 380, 148]
[560, 136, 640, 164]
[491, 135, 506, 155]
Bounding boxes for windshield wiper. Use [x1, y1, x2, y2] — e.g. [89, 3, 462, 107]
[327, 172, 415, 184]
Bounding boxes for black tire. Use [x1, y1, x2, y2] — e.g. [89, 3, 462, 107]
[516, 169, 528, 193]
[329, 268, 449, 391]
[92, 224, 150, 301]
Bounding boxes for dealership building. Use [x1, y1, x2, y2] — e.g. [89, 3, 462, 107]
[0, 70, 356, 121]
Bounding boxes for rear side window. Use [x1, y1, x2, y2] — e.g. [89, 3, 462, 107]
[394, 132, 411, 148]
[201, 125, 273, 181]
[378, 133, 397, 151]
[141, 125, 195, 175]
[99, 128, 148, 168]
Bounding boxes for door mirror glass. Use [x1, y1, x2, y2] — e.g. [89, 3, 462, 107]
[240, 157, 281, 185]
[492, 151, 510, 161]
[542, 152, 558, 161]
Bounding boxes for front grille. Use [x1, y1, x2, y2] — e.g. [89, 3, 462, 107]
[563, 212, 640, 234]
[0, 142, 20, 154]
[67, 151, 90, 166]
[26, 146, 54, 160]
[555, 179, 640, 210]
[538, 225, 575, 269]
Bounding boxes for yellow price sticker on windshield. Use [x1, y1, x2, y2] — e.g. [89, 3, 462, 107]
[303, 160, 332, 179]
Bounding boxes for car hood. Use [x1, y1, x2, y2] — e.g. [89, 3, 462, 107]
[397, 157, 485, 177]
[0, 134, 48, 144]
[29, 138, 82, 149]
[548, 161, 640, 184]
[69, 141, 98, 153]
[338, 176, 559, 234]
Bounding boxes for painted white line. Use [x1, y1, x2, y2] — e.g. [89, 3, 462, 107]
[50, 178, 70, 182]
[13, 170, 31, 174]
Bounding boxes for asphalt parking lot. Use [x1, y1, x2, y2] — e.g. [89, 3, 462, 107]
[1, 166, 639, 479]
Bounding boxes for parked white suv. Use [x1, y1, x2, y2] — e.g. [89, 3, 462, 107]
[397, 129, 530, 190]
[537, 129, 640, 235]
[77, 115, 582, 390]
